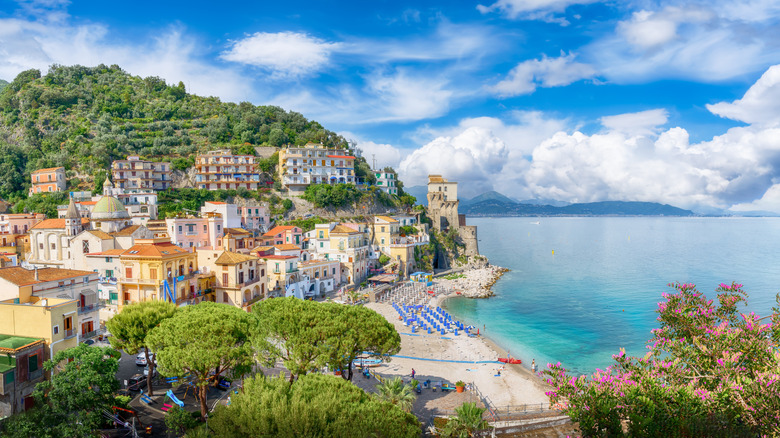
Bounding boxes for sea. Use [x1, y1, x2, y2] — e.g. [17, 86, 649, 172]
[443, 217, 780, 376]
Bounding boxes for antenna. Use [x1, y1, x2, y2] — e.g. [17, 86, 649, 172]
[372, 154, 376, 171]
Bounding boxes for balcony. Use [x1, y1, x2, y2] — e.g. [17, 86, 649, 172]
[78, 303, 102, 315]
[28, 368, 43, 382]
[99, 276, 117, 285]
[82, 329, 98, 339]
[65, 328, 76, 339]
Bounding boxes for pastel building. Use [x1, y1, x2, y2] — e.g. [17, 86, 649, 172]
[261, 225, 303, 246]
[197, 250, 265, 311]
[27, 200, 90, 269]
[0, 213, 45, 235]
[374, 170, 398, 195]
[29, 167, 66, 195]
[324, 224, 370, 285]
[195, 150, 261, 190]
[278, 143, 356, 191]
[111, 156, 171, 192]
[0, 296, 79, 360]
[0, 267, 101, 341]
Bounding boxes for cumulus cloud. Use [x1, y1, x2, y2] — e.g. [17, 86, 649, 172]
[490, 53, 596, 97]
[477, 0, 597, 23]
[398, 127, 509, 194]
[600, 109, 669, 136]
[221, 32, 339, 78]
[365, 70, 455, 122]
[340, 132, 403, 170]
[707, 64, 780, 127]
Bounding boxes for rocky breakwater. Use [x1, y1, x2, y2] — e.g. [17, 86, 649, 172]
[438, 265, 510, 298]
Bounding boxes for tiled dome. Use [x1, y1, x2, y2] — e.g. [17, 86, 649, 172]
[91, 196, 130, 220]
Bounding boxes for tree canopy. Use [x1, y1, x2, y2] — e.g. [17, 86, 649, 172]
[208, 373, 421, 438]
[2, 344, 121, 438]
[543, 282, 780, 437]
[106, 300, 177, 395]
[146, 302, 256, 419]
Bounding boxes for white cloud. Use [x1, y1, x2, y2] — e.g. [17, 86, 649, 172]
[398, 127, 509, 194]
[221, 32, 338, 78]
[340, 132, 403, 170]
[364, 70, 455, 122]
[706, 64, 780, 127]
[730, 184, 780, 212]
[477, 0, 597, 22]
[600, 109, 669, 136]
[588, 4, 778, 82]
[490, 53, 596, 97]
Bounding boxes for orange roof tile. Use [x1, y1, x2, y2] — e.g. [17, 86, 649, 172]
[205, 201, 226, 204]
[31, 167, 64, 174]
[224, 228, 250, 235]
[273, 244, 301, 251]
[261, 255, 297, 260]
[86, 249, 124, 256]
[330, 225, 360, 234]
[110, 225, 142, 237]
[31, 218, 90, 230]
[215, 251, 258, 265]
[375, 216, 399, 223]
[121, 241, 190, 258]
[0, 267, 95, 287]
[262, 225, 298, 237]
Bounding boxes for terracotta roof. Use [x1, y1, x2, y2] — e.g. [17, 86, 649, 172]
[273, 244, 301, 251]
[375, 216, 399, 223]
[110, 225, 142, 237]
[428, 175, 445, 183]
[79, 201, 98, 206]
[224, 228, 250, 235]
[205, 201, 226, 205]
[330, 225, 360, 234]
[87, 230, 113, 240]
[86, 249, 124, 256]
[215, 251, 258, 265]
[261, 255, 297, 260]
[262, 225, 298, 237]
[31, 167, 64, 174]
[31, 218, 90, 230]
[121, 241, 190, 258]
[0, 267, 95, 287]
[252, 245, 274, 252]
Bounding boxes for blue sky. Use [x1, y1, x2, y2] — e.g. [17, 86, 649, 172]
[2, 0, 780, 213]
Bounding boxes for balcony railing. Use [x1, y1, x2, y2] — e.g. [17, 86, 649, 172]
[28, 369, 43, 382]
[99, 276, 117, 285]
[82, 329, 98, 339]
[77, 303, 102, 315]
[65, 328, 76, 339]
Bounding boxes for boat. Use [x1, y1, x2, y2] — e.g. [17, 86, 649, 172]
[498, 357, 522, 364]
[353, 358, 383, 368]
[530, 221, 540, 225]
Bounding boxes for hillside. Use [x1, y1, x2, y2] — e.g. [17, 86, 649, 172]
[0, 79, 7, 93]
[0, 65, 348, 200]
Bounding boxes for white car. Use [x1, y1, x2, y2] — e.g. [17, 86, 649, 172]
[135, 352, 155, 366]
[143, 365, 158, 377]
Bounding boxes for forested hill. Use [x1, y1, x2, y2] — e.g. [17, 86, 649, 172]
[0, 64, 347, 200]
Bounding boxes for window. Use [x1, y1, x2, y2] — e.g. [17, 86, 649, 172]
[203, 225, 207, 232]
[223, 273, 229, 284]
[332, 268, 336, 275]
[51, 243, 56, 250]
[178, 226, 182, 234]
[53, 325, 59, 335]
[28, 354, 39, 373]
[39, 243, 43, 250]
[58, 281, 64, 288]
[126, 267, 132, 278]
[4, 371, 13, 385]
[64, 317, 72, 331]
[150, 268, 157, 279]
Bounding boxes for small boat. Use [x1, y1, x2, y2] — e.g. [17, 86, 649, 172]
[498, 357, 522, 364]
[353, 358, 383, 368]
[530, 221, 540, 225]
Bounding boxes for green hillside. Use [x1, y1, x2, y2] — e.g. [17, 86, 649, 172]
[0, 64, 347, 200]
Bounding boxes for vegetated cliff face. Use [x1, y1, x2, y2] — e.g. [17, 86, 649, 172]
[0, 64, 347, 200]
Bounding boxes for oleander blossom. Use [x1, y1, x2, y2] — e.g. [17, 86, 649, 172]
[542, 281, 780, 436]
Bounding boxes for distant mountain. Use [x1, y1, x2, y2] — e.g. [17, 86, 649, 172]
[405, 185, 429, 206]
[461, 191, 517, 206]
[461, 200, 695, 217]
[517, 198, 570, 207]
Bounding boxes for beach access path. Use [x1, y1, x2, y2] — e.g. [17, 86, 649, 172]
[364, 300, 551, 409]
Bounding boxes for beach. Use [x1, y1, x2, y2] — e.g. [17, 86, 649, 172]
[357, 267, 552, 412]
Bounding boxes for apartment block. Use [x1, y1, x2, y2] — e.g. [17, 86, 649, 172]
[279, 143, 356, 191]
[374, 170, 398, 195]
[195, 150, 261, 190]
[0, 335, 48, 417]
[111, 156, 171, 192]
[197, 250, 265, 311]
[0, 213, 45, 235]
[29, 167, 66, 195]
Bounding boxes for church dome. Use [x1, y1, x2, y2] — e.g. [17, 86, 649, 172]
[91, 196, 130, 220]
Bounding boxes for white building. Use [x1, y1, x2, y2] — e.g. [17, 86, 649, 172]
[374, 170, 398, 195]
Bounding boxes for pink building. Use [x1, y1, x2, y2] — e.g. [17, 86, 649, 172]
[165, 216, 223, 250]
[238, 205, 269, 231]
[0, 213, 46, 234]
[260, 226, 303, 246]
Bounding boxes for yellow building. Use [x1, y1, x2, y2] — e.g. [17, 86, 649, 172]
[326, 225, 369, 285]
[197, 250, 265, 311]
[0, 296, 79, 360]
[373, 216, 400, 254]
[118, 238, 199, 307]
[262, 254, 299, 295]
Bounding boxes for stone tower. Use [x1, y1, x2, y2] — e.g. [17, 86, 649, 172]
[64, 197, 83, 237]
[426, 175, 479, 257]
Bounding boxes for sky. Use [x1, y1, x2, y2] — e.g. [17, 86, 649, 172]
[1, 0, 780, 213]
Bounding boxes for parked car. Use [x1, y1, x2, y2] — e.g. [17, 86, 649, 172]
[82, 339, 95, 346]
[127, 374, 147, 392]
[143, 365, 158, 377]
[135, 352, 155, 366]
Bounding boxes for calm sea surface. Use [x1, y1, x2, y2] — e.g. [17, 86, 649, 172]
[443, 217, 780, 375]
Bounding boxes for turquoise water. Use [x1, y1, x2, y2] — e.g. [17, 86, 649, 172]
[443, 217, 780, 375]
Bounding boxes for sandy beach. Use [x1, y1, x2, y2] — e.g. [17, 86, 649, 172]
[357, 267, 552, 413]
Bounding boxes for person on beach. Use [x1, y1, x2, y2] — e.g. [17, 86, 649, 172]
[411, 368, 416, 379]
[532, 359, 537, 373]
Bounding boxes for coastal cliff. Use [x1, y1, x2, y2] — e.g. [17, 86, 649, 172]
[438, 265, 509, 298]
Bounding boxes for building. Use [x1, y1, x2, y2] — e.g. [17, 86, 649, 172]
[0, 213, 45, 235]
[111, 156, 171, 192]
[197, 250, 265, 311]
[195, 150, 261, 190]
[118, 238, 200, 307]
[166, 216, 221, 250]
[294, 259, 340, 298]
[374, 216, 400, 255]
[374, 170, 398, 195]
[27, 199, 90, 268]
[97, 178, 158, 222]
[0, 296, 79, 360]
[0, 267, 101, 340]
[278, 143, 356, 191]
[236, 204, 270, 231]
[426, 175, 479, 260]
[0, 335, 48, 417]
[262, 254, 299, 295]
[29, 167, 66, 195]
[261, 225, 303, 246]
[324, 224, 370, 285]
